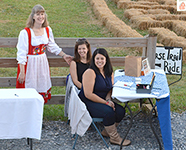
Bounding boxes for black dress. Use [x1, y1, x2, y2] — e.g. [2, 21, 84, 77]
[76, 62, 89, 83]
[78, 70, 125, 126]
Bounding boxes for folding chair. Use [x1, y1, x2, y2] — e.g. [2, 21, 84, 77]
[72, 118, 109, 149]
[67, 85, 109, 149]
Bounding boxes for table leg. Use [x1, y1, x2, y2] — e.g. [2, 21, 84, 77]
[27, 138, 33, 150]
[149, 105, 162, 150]
[120, 103, 133, 150]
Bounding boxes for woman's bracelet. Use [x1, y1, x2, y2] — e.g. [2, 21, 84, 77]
[106, 101, 109, 105]
[61, 53, 66, 58]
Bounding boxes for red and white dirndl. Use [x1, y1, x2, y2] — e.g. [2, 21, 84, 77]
[16, 27, 51, 103]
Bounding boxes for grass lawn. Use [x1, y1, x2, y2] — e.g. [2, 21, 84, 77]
[0, 0, 186, 121]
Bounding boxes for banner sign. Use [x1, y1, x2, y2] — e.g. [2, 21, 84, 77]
[155, 46, 182, 75]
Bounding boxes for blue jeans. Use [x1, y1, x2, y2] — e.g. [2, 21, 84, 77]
[82, 99, 125, 126]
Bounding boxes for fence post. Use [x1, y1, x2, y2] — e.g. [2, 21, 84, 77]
[146, 34, 157, 69]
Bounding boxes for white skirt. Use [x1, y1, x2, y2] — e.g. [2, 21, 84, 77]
[25, 53, 52, 93]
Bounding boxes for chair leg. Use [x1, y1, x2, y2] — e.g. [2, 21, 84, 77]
[72, 134, 79, 149]
[92, 121, 109, 148]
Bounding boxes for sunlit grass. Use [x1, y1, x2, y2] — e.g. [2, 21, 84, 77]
[1, 0, 186, 121]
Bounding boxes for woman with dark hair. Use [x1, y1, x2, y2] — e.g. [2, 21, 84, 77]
[16, 4, 73, 103]
[78, 48, 131, 146]
[70, 38, 92, 89]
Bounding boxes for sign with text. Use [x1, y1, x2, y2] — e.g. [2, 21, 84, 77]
[155, 46, 182, 75]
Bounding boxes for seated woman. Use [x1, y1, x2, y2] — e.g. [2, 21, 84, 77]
[70, 38, 92, 89]
[78, 48, 131, 146]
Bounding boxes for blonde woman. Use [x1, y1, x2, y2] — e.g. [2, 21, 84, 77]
[16, 4, 72, 103]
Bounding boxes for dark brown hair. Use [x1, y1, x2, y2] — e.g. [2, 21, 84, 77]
[73, 38, 92, 63]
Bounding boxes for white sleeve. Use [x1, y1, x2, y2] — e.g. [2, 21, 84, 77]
[47, 26, 62, 55]
[16, 29, 28, 65]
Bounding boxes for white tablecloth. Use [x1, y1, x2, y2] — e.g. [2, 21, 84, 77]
[112, 69, 169, 102]
[112, 69, 173, 150]
[0, 88, 44, 140]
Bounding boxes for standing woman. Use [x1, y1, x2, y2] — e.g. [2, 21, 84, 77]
[16, 4, 72, 103]
[78, 48, 131, 146]
[70, 38, 92, 89]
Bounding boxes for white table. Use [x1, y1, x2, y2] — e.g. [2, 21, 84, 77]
[0, 88, 44, 142]
[112, 69, 173, 150]
[112, 69, 169, 102]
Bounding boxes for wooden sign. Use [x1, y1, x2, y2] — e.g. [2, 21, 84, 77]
[155, 46, 182, 75]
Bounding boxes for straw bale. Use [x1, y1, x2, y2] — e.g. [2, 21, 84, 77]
[151, 5, 177, 14]
[111, 0, 122, 4]
[153, 14, 186, 21]
[89, 0, 142, 38]
[171, 20, 186, 38]
[164, 0, 176, 5]
[117, 0, 159, 9]
[149, 27, 186, 49]
[147, 9, 170, 14]
[155, 14, 179, 21]
[169, 40, 186, 49]
[130, 15, 164, 30]
[89, 0, 108, 7]
[127, 4, 151, 10]
[178, 11, 186, 15]
[137, 0, 175, 5]
[124, 9, 145, 19]
[178, 15, 186, 21]
[137, 0, 165, 4]
[106, 19, 142, 37]
[162, 20, 174, 30]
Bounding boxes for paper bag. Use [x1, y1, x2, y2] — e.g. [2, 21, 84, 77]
[125, 56, 142, 77]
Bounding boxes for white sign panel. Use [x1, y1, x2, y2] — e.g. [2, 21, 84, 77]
[155, 47, 182, 75]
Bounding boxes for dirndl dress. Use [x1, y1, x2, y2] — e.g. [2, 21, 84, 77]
[16, 27, 59, 103]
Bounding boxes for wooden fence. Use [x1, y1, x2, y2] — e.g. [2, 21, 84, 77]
[0, 35, 157, 104]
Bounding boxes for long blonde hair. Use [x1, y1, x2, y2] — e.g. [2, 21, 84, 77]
[26, 4, 49, 28]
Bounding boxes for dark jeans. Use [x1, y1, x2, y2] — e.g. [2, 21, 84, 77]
[82, 99, 125, 126]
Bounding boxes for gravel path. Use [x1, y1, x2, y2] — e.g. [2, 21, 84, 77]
[0, 111, 185, 150]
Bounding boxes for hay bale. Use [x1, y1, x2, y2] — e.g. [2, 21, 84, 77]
[164, 0, 176, 5]
[137, 0, 175, 5]
[111, 0, 121, 4]
[131, 15, 164, 30]
[149, 27, 186, 49]
[172, 20, 186, 38]
[151, 5, 177, 14]
[117, 0, 159, 9]
[155, 14, 179, 21]
[147, 9, 170, 14]
[89, 0, 142, 38]
[127, 4, 151, 10]
[179, 15, 186, 21]
[124, 9, 146, 19]
[162, 20, 174, 29]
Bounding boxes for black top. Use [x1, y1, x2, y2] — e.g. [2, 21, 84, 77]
[76, 62, 89, 83]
